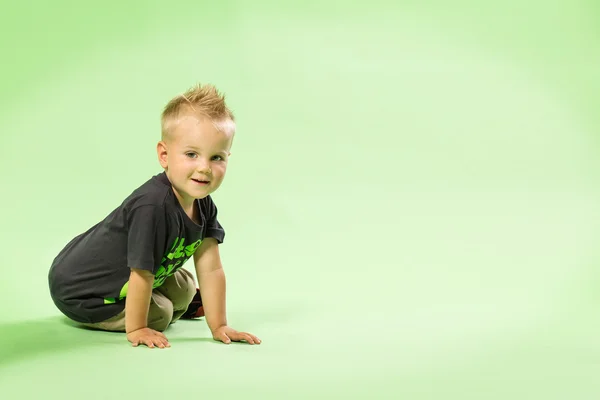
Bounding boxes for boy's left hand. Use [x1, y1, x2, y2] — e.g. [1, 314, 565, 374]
[212, 325, 261, 345]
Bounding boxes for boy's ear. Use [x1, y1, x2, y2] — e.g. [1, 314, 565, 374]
[157, 141, 169, 168]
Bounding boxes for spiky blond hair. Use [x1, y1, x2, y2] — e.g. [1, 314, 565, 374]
[161, 83, 236, 140]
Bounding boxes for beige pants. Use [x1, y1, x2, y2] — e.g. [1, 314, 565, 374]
[81, 268, 197, 332]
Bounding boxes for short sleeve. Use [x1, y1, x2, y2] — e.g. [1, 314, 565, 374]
[201, 196, 225, 243]
[126, 205, 167, 274]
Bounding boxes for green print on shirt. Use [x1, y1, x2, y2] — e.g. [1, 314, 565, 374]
[104, 237, 202, 304]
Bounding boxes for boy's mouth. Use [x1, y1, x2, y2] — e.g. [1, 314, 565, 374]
[192, 178, 210, 185]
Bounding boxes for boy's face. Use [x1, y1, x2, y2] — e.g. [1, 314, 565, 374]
[157, 115, 233, 208]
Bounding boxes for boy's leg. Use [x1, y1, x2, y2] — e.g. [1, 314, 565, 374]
[154, 267, 197, 324]
[80, 290, 176, 332]
[79, 268, 195, 332]
[80, 309, 126, 332]
[181, 286, 204, 319]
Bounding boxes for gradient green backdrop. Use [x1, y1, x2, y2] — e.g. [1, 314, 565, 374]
[1, 1, 599, 399]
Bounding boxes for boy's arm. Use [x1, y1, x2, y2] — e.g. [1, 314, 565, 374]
[125, 268, 154, 333]
[193, 238, 227, 332]
[193, 238, 261, 345]
[124, 268, 170, 349]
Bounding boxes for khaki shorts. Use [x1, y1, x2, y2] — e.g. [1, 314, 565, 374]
[81, 268, 197, 332]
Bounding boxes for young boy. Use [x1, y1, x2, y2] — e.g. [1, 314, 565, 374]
[48, 84, 260, 349]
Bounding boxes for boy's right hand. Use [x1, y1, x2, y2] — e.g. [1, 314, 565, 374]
[126, 327, 171, 349]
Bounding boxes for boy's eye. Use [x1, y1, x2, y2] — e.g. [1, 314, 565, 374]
[186, 152, 197, 158]
[211, 155, 225, 161]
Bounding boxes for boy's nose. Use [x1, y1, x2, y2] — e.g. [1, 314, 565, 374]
[197, 160, 212, 174]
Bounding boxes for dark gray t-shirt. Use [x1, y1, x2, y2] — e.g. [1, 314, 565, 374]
[48, 172, 225, 323]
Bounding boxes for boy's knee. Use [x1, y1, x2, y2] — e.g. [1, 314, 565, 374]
[169, 269, 197, 310]
[153, 268, 197, 314]
[148, 301, 173, 332]
[175, 277, 196, 310]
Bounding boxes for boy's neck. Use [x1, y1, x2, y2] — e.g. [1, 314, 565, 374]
[171, 184, 200, 224]
[182, 200, 200, 224]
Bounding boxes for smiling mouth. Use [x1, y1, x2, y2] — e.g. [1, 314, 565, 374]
[192, 178, 210, 185]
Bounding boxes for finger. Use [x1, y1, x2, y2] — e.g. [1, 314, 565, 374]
[153, 330, 168, 340]
[244, 334, 259, 345]
[238, 333, 255, 344]
[132, 340, 139, 347]
[143, 339, 155, 348]
[217, 333, 231, 344]
[235, 332, 258, 344]
[249, 334, 261, 344]
[152, 332, 170, 347]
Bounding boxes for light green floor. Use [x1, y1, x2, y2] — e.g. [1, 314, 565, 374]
[1, 1, 599, 399]
[2, 301, 600, 399]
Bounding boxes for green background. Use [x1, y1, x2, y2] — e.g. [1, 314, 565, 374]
[1, 1, 599, 398]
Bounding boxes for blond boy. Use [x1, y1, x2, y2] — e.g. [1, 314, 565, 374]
[48, 84, 260, 348]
